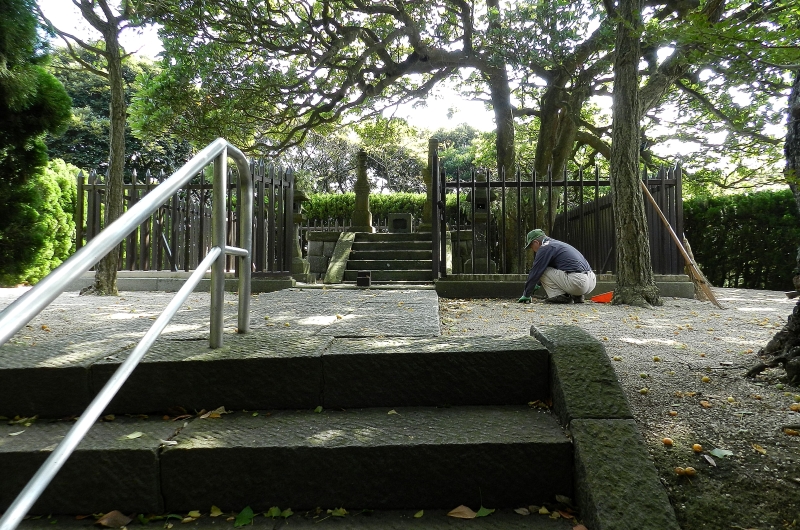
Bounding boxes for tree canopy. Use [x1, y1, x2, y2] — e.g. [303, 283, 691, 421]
[133, 0, 800, 195]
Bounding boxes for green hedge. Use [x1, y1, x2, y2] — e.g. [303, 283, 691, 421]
[684, 189, 800, 291]
[304, 192, 468, 224]
[0, 159, 78, 286]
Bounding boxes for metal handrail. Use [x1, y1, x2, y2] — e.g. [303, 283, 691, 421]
[0, 138, 253, 530]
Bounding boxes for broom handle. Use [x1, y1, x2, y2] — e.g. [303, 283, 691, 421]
[639, 180, 724, 309]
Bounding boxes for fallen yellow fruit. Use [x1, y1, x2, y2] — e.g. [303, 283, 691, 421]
[701, 376, 711, 383]
[692, 444, 703, 453]
[674, 467, 685, 475]
[662, 437, 674, 446]
[668, 410, 678, 416]
[684, 467, 697, 476]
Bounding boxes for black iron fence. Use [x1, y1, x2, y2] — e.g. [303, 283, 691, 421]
[433, 160, 684, 277]
[77, 160, 295, 276]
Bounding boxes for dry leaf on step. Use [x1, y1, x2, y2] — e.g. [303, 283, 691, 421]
[447, 505, 476, 519]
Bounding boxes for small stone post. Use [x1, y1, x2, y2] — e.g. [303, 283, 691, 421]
[349, 149, 375, 233]
[291, 190, 311, 282]
[418, 138, 438, 232]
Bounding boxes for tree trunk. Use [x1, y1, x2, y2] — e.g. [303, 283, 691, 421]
[609, 0, 661, 307]
[758, 71, 800, 360]
[93, 27, 126, 295]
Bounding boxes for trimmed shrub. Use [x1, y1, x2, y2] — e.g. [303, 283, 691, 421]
[684, 189, 800, 291]
[0, 159, 78, 286]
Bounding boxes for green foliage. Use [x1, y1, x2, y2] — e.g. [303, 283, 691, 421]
[0, 0, 72, 285]
[0, 159, 78, 286]
[303, 191, 470, 226]
[46, 47, 192, 176]
[684, 189, 800, 290]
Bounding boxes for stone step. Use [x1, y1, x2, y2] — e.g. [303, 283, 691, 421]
[343, 270, 433, 282]
[346, 260, 432, 271]
[355, 232, 432, 243]
[1, 407, 573, 515]
[17, 509, 575, 530]
[0, 334, 549, 417]
[351, 240, 432, 251]
[350, 249, 432, 260]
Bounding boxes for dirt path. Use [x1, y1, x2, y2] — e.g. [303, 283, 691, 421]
[439, 288, 800, 530]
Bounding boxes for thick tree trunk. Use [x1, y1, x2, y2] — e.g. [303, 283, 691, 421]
[609, 0, 661, 307]
[753, 71, 800, 383]
[93, 29, 126, 295]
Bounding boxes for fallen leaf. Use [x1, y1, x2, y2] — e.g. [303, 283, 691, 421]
[709, 447, 734, 458]
[475, 506, 495, 518]
[703, 454, 717, 467]
[539, 506, 550, 515]
[330, 508, 348, 517]
[103, 415, 115, 422]
[336, 314, 343, 319]
[784, 428, 799, 436]
[314, 406, 323, 413]
[559, 510, 575, 519]
[118, 431, 143, 440]
[41, 325, 50, 332]
[387, 410, 398, 415]
[700, 400, 712, 408]
[209, 506, 223, 518]
[9, 431, 24, 436]
[514, 508, 530, 516]
[555, 495, 572, 505]
[790, 403, 800, 412]
[752, 443, 767, 455]
[95, 511, 132, 528]
[233, 506, 254, 527]
[160, 440, 178, 446]
[187, 511, 201, 518]
[280, 509, 293, 519]
[573, 525, 589, 530]
[413, 510, 424, 518]
[447, 505, 476, 519]
[265, 507, 281, 518]
[181, 517, 195, 523]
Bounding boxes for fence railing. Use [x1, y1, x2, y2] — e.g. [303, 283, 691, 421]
[78, 160, 295, 276]
[434, 159, 684, 277]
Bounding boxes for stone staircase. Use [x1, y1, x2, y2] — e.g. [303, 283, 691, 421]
[343, 232, 434, 284]
[0, 292, 571, 526]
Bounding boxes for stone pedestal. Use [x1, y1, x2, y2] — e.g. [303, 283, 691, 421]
[349, 150, 375, 233]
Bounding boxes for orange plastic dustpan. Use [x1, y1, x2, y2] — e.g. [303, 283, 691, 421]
[591, 291, 613, 303]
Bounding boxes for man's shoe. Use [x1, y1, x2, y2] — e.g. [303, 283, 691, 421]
[544, 293, 573, 304]
[572, 295, 585, 304]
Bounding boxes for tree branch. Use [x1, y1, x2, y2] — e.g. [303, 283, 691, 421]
[675, 79, 782, 145]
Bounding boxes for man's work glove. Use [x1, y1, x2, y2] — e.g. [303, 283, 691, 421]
[517, 295, 531, 303]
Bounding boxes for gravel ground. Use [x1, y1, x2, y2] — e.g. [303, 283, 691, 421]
[440, 288, 800, 530]
[2, 286, 799, 529]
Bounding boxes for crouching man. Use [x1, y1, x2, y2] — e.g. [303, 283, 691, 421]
[517, 229, 596, 304]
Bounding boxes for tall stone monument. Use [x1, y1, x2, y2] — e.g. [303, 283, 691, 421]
[349, 149, 375, 233]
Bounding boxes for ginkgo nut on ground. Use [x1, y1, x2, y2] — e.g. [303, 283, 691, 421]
[693, 444, 703, 453]
[669, 410, 678, 416]
[701, 376, 711, 383]
[674, 467, 686, 475]
[662, 437, 674, 446]
[684, 467, 697, 476]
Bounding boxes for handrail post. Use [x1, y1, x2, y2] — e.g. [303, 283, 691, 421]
[227, 144, 253, 334]
[210, 149, 228, 348]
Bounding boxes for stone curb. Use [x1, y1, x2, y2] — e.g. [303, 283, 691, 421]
[531, 324, 680, 530]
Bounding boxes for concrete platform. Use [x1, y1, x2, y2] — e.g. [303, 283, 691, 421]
[435, 273, 694, 299]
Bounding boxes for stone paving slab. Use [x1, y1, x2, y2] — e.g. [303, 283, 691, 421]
[0, 289, 442, 417]
[0, 418, 176, 515]
[323, 336, 549, 407]
[160, 407, 572, 512]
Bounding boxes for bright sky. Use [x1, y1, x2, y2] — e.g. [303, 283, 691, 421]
[36, 0, 497, 133]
